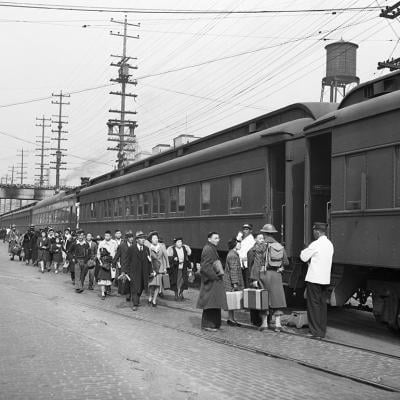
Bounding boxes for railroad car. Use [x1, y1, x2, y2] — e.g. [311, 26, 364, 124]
[0, 202, 35, 233]
[304, 70, 400, 330]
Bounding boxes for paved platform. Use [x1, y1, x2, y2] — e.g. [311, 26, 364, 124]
[0, 244, 399, 400]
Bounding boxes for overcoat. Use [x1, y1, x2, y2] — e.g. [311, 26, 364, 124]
[196, 243, 228, 310]
[223, 249, 244, 292]
[125, 245, 151, 294]
[113, 241, 131, 270]
[168, 245, 191, 292]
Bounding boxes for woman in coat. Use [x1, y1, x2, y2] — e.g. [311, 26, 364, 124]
[167, 237, 192, 301]
[196, 232, 228, 331]
[50, 236, 63, 273]
[250, 224, 289, 331]
[147, 231, 169, 307]
[224, 238, 244, 327]
[37, 230, 51, 273]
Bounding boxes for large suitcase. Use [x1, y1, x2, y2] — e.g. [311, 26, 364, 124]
[226, 291, 243, 310]
[117, 275, 131, 295]
[243, 288, 268, 310]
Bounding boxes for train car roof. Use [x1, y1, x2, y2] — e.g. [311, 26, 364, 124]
[31, 190, 76, 210]
[87, 102, 336, 187]
[0, 201, 37, 218]
[304, 89, 400, 135]
[339, 70, 400, 108]
[80, 118, 314, 196]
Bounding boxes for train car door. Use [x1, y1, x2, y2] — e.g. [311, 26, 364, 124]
[304, 132, 332, 245]
[266, 143, 286, 239]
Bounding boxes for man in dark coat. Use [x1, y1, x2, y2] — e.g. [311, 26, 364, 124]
[113, 231, 134, 301]
[196, 232, 228, 331]
[125, 231, 151, 311]
[22, 225, 36, 265]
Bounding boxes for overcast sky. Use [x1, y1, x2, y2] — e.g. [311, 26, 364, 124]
[0, 0, 397, 186]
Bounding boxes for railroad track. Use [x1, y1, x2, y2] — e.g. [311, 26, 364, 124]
[2, 271, 400, 395]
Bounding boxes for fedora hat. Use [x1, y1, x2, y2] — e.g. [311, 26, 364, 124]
[260, 223, 278, 234]
[135, 230, 146, 239]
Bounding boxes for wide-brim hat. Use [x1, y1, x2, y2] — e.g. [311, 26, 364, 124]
[135, 230, 146, 239]
[242, 223, 253, 230]
[260, 224, 278, 234]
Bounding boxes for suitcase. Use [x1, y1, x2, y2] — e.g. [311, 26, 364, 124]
[226, 291, 243, 310]
[162, 273, 171, 290]
[243, 288, 268, 310]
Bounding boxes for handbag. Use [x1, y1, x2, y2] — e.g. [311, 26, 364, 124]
[101, 262, 111, 271]
[187, 269, 195, 284]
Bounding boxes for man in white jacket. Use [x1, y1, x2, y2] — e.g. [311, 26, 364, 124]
[237, 223, 255, 288]
[300, 222, 334, 339]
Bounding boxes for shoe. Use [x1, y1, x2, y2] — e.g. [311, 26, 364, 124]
[174, 293, 179, 301]
[88, 286, 93, 290]
[158, 292, 164, 298]
[259, 326, 269, 332]
[152, 302, 157, 307]
[72, 280, 75, 285]
[148, 299, 152, 306]
[274, 327, 282, 332]
[227, 320, 236, 327]
[131, 306, 138, 311]
[101, 295, 105, 300]
[203, 327, 218, 332]
[55, 270, 58, 274]
[305, 332, 322, 339]
[126, 297, 131, 302]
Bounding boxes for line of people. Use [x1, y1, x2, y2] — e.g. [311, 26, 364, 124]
[3, 219, 333, 338]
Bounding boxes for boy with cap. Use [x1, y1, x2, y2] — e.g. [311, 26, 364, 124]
[300, 222, 334, 339]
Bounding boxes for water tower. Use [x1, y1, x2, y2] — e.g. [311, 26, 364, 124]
[320, 40, 359, 102]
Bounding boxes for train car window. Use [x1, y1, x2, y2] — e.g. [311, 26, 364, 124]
[118, 198, 123, 217]
[90, 202, 96, 219]
[366, 148, 393, 209]
[170, 187, 178, 213]
[152, 191, 159, 217]
[108, 200, 113, 219]
[113, 199, 119, 218]
[125, 196, 131, 216]
[138, 194, 144, 216]
[144, 193, 150, 216]
[230, 176, 242, 209]
[178, 186, 186, 213]
[159, 189, 167, 214]
[201, 182, 211, 211]
[345, 154, 366, 210]
[396, 147, 400, 207]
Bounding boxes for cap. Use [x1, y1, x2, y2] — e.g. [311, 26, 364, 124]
[260, 224, 278, 234]
[174, 237, 183, 243]
[313, 222, 328, 232]
[242, 223, 253, 230]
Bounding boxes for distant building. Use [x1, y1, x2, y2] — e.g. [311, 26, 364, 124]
[134, 150, 152, 161]
[173, 134, 200, 148]
[152, 144, 171, 155]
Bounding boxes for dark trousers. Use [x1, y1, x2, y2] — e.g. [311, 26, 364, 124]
[201, 308, 222, 329]
[81, 266, 95, 288]
[69, 260, 75, 282]
[74, 259, 86, 290]
[132, 289, 143, 307]
[306, 282, 329, 338]
[242, 268, 250, 288]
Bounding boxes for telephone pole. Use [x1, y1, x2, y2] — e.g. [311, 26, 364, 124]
[51, 91, 70, 191]
[16, 148, 27, 185]
[35, 115, 51, 187]
[378, 3, 400, 70]
[107, 15, 139, 169]
[7, 165, 15, 212]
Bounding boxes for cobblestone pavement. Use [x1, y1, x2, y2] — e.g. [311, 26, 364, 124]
[0, 245, 399, 400]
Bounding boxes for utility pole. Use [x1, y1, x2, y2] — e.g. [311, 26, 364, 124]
[35, 115, 51, 187]
[378, 3, 400, 70]
[51, 91, 70, 191]
[107, 15, 139, 169]
[16, 148, 28, 207]
[8, 166, 14, 212]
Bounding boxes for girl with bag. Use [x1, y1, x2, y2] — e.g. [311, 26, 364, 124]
[37, 230, 51, 273]
[147, 231, 169, 307]
[224, 238, 244, 327]
[167, 237, 192, 301]
[50, 236, 63, 274]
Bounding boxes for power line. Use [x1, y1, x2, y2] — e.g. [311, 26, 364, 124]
[0, 2, 383, 14]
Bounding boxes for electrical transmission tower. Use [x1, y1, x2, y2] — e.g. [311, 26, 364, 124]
[16, 148, 28, 207]
[7, 165, 15, 212]
[378, 3, 400, 70]
[107, 15, 139, 169]
[51, 91, 70, 191]
[35, 115, 51, 187]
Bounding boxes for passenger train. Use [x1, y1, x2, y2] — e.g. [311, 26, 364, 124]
[2, 71, 400, 330]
